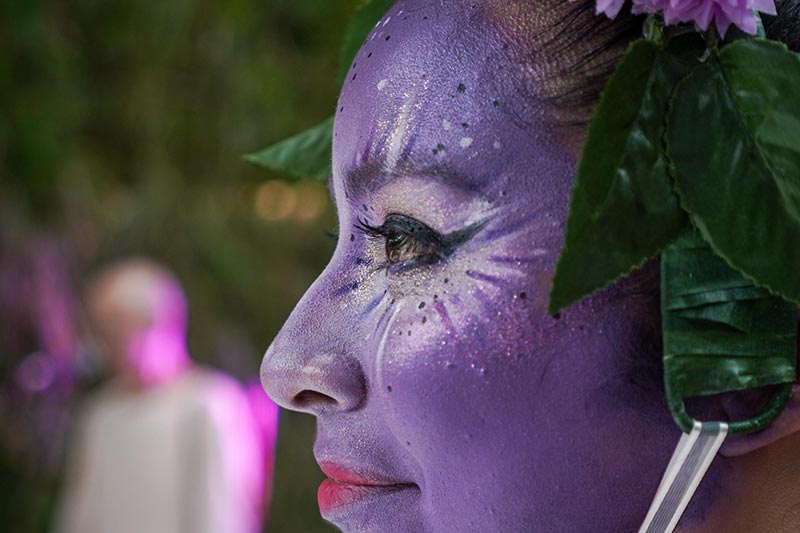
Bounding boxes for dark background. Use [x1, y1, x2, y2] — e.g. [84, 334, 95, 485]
[0, 1, 358, 531]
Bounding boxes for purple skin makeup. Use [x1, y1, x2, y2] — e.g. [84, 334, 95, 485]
[262, 1, 724, 531]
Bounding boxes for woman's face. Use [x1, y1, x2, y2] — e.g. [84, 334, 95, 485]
[262, 2, 681, 531]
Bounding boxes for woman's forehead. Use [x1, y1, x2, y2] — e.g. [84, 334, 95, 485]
[331, 0, 557, 198]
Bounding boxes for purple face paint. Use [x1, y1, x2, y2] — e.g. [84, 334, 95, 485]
[262, 2, 718, 530]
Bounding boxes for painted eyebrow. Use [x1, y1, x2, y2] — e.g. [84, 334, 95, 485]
[341, 159, 486, 199]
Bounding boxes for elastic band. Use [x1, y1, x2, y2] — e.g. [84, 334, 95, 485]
[639, 421, 728, 533]
[666, 382, 793, 435]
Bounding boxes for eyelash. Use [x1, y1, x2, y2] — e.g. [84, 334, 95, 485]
[355, 215, 445, 271]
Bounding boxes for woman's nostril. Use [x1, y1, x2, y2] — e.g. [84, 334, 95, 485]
[293, 389, 339, 411]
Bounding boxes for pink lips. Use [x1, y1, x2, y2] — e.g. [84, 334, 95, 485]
[317, 462, 415, 514]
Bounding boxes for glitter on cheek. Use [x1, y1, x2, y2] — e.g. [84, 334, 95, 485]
[376, 267, 540, 400]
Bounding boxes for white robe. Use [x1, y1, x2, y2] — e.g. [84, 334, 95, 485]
[56, 369, 263, 533]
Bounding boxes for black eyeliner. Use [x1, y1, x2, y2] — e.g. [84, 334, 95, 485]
[356, 215, 444, 248]
[355, 214, 487, 258]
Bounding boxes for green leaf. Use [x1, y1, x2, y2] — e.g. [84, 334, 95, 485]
[667, 40, 800, 305]
[662, 228, 796, 434]
[338, 0, 395, 86]
[548, 37, 704, 314]
[243, 117, 334, 182]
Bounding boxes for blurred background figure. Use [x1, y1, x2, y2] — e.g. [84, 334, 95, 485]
[1, 1, 357, 531]
[56, 259, 268, 533]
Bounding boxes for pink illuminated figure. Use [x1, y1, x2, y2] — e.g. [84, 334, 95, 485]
[56, 259, 276, 533]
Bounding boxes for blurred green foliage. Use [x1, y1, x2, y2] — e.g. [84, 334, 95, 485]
[0, 0, 362, 531]
[245, 0, 393, 182]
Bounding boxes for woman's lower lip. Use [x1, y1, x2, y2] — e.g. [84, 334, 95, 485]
[317, 478, 416, 515]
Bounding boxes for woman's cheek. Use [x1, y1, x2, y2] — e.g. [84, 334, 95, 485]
[373, 273, 545, 447]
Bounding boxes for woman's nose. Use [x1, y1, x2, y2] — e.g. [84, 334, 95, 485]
[261, 346, 366, 415]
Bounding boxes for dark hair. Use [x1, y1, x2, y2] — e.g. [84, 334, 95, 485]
[764, 0, 800, 51]
[543, 0, 643, 128]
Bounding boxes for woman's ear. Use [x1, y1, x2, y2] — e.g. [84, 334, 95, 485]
[719, 384, 800, 457]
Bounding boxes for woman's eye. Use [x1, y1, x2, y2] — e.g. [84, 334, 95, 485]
[355, 213, 487, 271]
[356, 215, 445, 268]
[385, 231, 440, 264]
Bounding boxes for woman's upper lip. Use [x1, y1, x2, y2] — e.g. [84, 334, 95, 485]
[318, 461, 412, 487]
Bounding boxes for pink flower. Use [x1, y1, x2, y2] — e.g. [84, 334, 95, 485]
[594, 0, 777, 36]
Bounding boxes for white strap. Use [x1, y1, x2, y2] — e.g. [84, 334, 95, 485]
[639, 421, 728, 533]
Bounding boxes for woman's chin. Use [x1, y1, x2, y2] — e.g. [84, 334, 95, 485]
[318, 480, 423, 532]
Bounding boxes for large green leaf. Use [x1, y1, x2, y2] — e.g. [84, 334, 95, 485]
[247, 0, 393, 181]
[668, 40, 800, 304]
[244, 117, 334, 182]
[548, 38, 703, 313]
[338, 0, 395, 86]
[662, 229, 796, 434]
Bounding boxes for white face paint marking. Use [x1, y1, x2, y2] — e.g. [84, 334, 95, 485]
[385, 92, 418, 170]
[459, 137, 473, 148]
[377, 79, 388, 91]
[375, 301, 404, 386]
[493, 140, 502, 150]
[442, 119, 452, 130]
[383, 16, 391, 26]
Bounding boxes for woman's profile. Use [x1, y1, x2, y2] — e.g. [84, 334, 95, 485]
[261, 1, 800, 531]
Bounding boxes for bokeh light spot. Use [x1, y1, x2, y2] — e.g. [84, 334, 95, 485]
[293, 182, 329, 222]
[15, 352, 57, 393]
[254, 181, 297, 221]
[254, 180, 330, 223]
